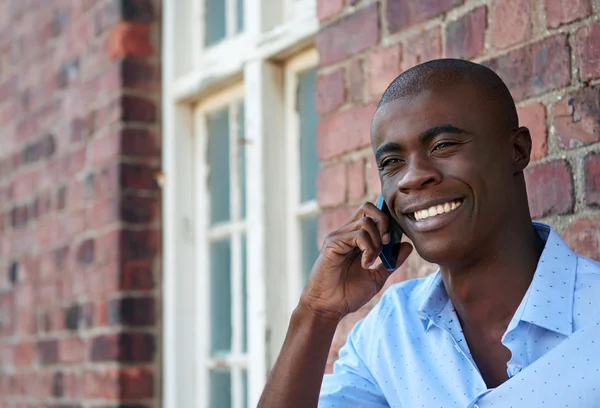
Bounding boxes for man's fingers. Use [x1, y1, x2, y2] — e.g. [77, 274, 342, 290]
[348, 202, 391, 244]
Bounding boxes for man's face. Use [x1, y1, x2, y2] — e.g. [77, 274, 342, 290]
[371, 84, 518, 264]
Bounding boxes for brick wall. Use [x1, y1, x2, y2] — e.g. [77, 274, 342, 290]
[315, 0, 600, 371]
[0, 1, 161, 406]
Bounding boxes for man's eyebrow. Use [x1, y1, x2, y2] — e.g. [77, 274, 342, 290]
[420, 124, 467, 144]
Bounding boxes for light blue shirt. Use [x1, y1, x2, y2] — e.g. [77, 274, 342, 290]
[319, 223, 600, 407]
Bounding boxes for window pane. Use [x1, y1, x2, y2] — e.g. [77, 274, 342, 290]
[242, 369, 248, 408]
[210, 369, 232, 408]
[207, 108, 231, 225]
[297, 68, 319, 203]
[241, 234, 248, 353]
[210, 238, 232, 355]
[236, 0, 244, 33]
[300, 214, 319, 283]
[205, 0, 226, 46]
[237, 102, 247, 219]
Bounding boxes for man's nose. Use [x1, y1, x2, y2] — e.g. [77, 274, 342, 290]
[397, 157, 442, 193]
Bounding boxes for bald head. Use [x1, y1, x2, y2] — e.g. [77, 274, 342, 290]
[377, 59, 519, 131]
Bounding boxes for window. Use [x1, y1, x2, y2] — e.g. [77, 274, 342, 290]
[285, 50, 321, 310]
[195, 88, 249, 407]
[204, 0, 245, 46]
[163, 1, 319, 407]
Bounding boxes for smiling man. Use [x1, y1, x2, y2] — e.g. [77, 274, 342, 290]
[258, 59, 600, 407]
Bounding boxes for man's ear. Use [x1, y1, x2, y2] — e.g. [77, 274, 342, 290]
[511, 126, 532, 172]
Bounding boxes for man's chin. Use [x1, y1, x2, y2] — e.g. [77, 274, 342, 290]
[412, 238, 467, 266]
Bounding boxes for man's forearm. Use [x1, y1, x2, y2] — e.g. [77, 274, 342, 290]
[257, 302, 339, 408]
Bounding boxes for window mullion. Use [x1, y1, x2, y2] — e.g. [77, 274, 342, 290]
[226, 0, 235, 37]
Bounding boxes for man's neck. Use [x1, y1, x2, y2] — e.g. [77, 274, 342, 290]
[439, 221, 545, 333]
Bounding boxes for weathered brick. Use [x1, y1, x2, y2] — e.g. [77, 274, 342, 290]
[575, 21, 600, 81]
[120, 260, 155, 291]
[545, 0, 592, 28]
[20, 134, 56, 165]
[316, 4, 379, 66]
[517, 102, 547, 161]
[563, 217, 600, 260]
[484, 34, 571, 102]
[108, 297, 155, 326]
[106, 22, 154, 59]
[121, 95, 157, 123]
[316, 69, 346, 116]
[121, 195, 159, 224]
[122, 58, 158, 91]
[554, 86, 600, 149]
[347, 159, 366, 200]
[387, 0, 464, 34]
[524, 160, 574, 218]
[317, 162, 347, 208]
[119, 367, 154, 399]
[121, 0, 156, 23]
[446, 6, 487, 60]
[59, 337, 86, 364]
[585, 153, 600, 207]
[120, 163, 158, 190]
[369, 44, 402, 99]
[402, 27, 442, 72]
[121, 229, 159, 261]
[491, 0, 532, 49]
[317, 103, 377, 160]
[76, 239, 95, 265]
[120, 128, 159, 158]
[348, 58, 365, 103]
[318, 206, 358, 244]
[317, 0, 344, 21]
[91, 332, 155, 362]
[37, 339, 59, 365]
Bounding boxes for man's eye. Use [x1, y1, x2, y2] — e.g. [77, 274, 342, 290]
[379, 158, 402, 170]
[433, 142, 455, 151]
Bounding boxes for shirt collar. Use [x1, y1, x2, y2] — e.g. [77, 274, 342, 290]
[416, 222, 577, 336]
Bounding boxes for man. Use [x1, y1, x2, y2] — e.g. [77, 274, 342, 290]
[258, 59, 600, 407]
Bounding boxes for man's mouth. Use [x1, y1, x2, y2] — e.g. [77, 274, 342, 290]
[412, 199, 463, 221]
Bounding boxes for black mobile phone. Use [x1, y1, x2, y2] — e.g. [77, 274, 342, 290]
[376, 194, 404, 271]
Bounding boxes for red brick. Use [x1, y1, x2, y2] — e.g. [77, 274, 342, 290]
[16, 311, 37, 336]
[120, 163, 159, 190]
[106, 22, 154, 59]
[121, 95, 157, 123]
[387, 0, 464, 34]
[89, 131, 120, 167]
[446, 6, 487, 59]
[316, 4, 379, 66]
[120, 260, 155, 290]
[318, 206, 358, 244]
[83, 368, 119, 399]
[402, 27, 442, 71]
[59, 336, 86, 364]
[554, 86, 600, 149]
[524, 160, 574, 218]
[584, 153, 600, 206]
[575, 21, 600, 81]
[564, 217, 600, 260]
[348, 58, 365, 103]
[317, 162, 347, 208]
[369, 44, 402, 99]
[317, 0, 344, 21]
[545, 0, 592, 28]
[491, 0, 532, 49]
[317, 103, 377, 160]
[316, 69, 346, 116]
[119, 367, 154, 399]
[37, 339, 59, 365]
[108, 296, 155, 326]
[122, 57, 159, 91]
[121, 194, 159, 224]
[347, 159, 366, 200]
[91, 332, 155, 362]
[484, 34, 571, 102]
[76, 239, 95, 264]
[121, 128, 160, 158]
[121, 229, 159, 260]
[517, 102, 547, 161]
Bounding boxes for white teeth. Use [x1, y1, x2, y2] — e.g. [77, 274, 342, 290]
[413, 200, 462, 221]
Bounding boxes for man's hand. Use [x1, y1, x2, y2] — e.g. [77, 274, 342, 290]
[300, 202, 413, 323]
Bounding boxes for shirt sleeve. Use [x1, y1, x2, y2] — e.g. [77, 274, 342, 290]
[318, 317, 389, 408]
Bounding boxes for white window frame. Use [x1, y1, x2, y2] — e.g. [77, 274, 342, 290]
[162, 1, 319, 407]
[284, 50, 320, 314]
[193, 85, 248, 407]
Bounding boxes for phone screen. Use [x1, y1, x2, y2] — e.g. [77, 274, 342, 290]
[376, 194, 404, 271]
